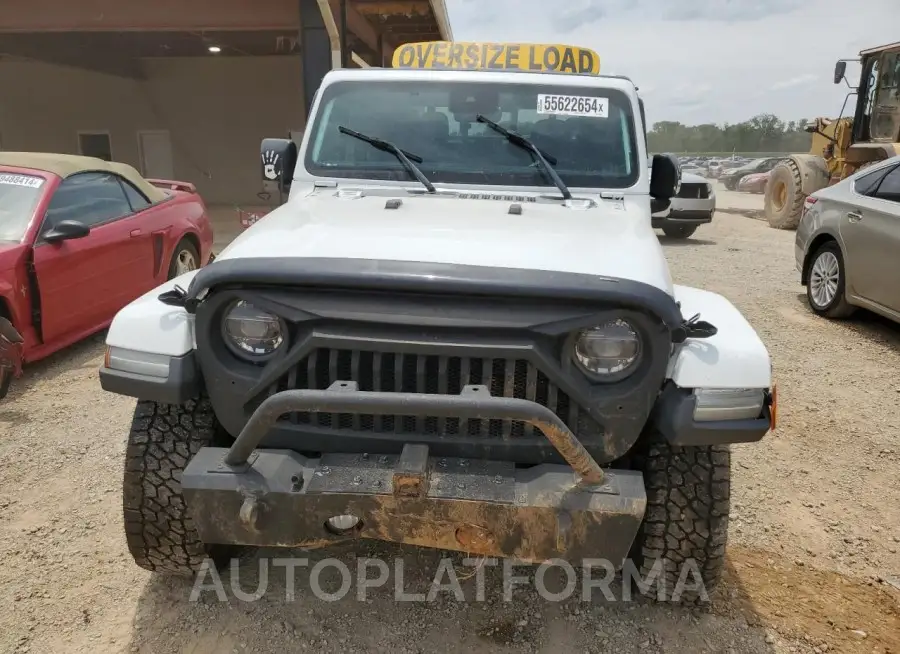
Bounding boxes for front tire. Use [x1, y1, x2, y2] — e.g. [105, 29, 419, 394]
[630, 431, 730, 603]
[168, 239, 200, 280]
[122, 398, 232, 576]
[0, 368, 11, 400]
[662, 224, 698, 239]
[765, 161, 804, 230]
[806, 241, 855, 318]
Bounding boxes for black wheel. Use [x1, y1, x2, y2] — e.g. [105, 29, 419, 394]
[723, 179, 737, 191]
[0, 368, 11, 400]
[629, 430, 730, 604]
[122, 398, 234, 576]
[805, 241, 855, 318]
[662, 224, 697, 239]
[167, 239, 200, 280]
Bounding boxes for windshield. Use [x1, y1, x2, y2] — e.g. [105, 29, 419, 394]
[0, 172, 46, 242]
[304, 80, 640, 190]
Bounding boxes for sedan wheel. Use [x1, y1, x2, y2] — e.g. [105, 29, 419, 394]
[176, 249, 198, 275]
[806, 242, 854, 319]
[167, 240, 201, 280]
[809, 251, 839, 308]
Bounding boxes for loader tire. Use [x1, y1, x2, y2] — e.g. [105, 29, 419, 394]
[629, 430, 730, 604]
[765, 160, 805, 230]
[122, 397, 233, 576]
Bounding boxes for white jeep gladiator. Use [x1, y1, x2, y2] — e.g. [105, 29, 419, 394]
[100, 48, 774, 603]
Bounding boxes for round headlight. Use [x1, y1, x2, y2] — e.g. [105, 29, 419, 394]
[223, 301, 284, 360]
[573, 319, 641, 380]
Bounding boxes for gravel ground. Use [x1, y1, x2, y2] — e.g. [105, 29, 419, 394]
[1, 184, 899, 654]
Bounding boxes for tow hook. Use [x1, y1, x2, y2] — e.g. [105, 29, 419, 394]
[239, 496, 261, 531]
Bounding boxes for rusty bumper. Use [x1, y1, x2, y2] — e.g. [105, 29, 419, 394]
[181, 383, 648, 564]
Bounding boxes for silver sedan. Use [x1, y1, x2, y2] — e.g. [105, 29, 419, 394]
[795, 155, 900, 321]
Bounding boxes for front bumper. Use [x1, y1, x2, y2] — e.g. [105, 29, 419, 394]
[181, 382, 647, 564]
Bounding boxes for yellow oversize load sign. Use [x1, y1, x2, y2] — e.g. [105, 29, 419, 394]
[392, 41, 601, 75]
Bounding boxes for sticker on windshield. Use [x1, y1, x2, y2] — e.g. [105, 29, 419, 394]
[537, 94, 608, 118]
[0, 173, 44, 189]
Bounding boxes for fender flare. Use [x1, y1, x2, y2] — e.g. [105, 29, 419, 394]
[667, 285, 771, 390]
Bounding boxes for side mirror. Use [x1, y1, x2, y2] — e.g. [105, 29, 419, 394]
[260, 138, 298, 193]
[43, 219, 91, 243]
[650, 153, 681, 213]
[833, 60, 847, 85]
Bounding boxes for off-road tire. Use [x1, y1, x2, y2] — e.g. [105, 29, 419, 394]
[0, 368, 11, 400]
[123, 398, 232, 576]
[765, 160, 804, 230]
[805, 241, 855, 319]
[629, 430, 730, 604]
[167, 239, 201, 280]
[661, 224, 698, 239]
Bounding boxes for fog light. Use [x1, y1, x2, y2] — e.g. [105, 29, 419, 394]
[325, 514, 362, 534]
[693, 388, 765, 422]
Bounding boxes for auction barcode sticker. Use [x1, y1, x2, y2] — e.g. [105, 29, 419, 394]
[0, 173, 44, 188]
[537, 94, 608, 118]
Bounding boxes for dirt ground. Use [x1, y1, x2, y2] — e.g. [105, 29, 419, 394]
[1, 184, 899, 654]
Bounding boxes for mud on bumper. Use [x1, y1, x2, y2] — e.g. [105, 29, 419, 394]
[182, 383, 647, 565]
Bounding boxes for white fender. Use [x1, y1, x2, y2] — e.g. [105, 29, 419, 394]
[667, 285, 771, 389]
[105, 271, 199, 357]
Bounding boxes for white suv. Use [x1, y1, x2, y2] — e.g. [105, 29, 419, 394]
[99, 56, 774, 604]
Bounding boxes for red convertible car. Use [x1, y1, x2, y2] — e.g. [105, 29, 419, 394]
[0, 152, 214, 398]
[737, 171, 771, 194]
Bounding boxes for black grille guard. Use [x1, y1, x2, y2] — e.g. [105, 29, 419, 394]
[224, 382, 607, 485]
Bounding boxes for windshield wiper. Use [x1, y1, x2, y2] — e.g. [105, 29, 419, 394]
[338, 126, 435, 193]
[475, 114, 571, 200]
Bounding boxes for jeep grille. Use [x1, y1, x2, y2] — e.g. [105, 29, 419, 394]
[270, 348, 603, 440]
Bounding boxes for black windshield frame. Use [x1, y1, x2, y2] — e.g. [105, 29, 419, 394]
[302, 79, 641, 190]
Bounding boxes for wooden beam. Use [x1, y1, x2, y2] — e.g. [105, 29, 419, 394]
[354, 1, 431, 16]
[328, 0, 386, 52]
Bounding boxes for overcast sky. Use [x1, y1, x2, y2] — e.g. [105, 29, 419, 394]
[442, 0, 898, 127]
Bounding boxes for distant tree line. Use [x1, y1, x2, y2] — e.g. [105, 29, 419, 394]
[647, 113, 814, 155]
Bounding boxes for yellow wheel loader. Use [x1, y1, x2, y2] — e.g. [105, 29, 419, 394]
[765, 41, 900, 230]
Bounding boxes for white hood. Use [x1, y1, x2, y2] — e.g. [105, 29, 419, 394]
[218, 192, 674, 294]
